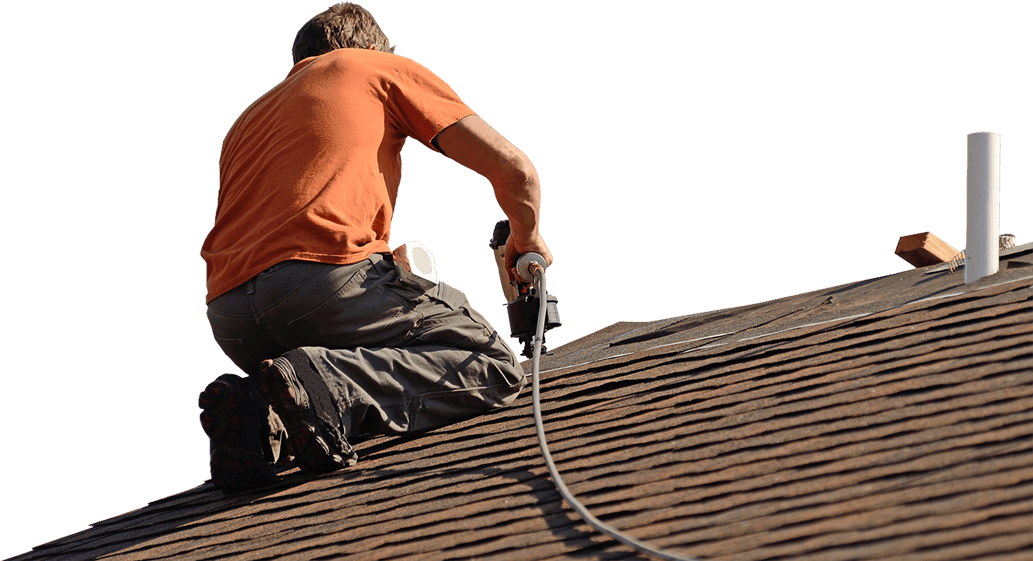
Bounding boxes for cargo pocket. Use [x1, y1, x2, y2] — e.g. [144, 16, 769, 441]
[412, 282, 494, 350]
[416, 314, 493, 349]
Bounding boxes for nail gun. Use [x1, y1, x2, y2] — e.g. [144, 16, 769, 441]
[489, 220, 561, 358]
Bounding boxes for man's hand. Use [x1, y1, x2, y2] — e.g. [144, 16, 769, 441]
[433, 115, 552, 281]
[505, 232, 553, 283]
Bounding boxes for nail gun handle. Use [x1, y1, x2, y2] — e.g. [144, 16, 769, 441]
[489, 220, 521, 302]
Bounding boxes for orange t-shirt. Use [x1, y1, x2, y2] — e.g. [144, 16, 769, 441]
[201, 49, 474, 301]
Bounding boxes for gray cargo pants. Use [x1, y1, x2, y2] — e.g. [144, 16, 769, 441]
[206, 254, 525, 453]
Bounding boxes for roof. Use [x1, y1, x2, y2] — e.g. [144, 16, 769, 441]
[10, 244, 1033, 561]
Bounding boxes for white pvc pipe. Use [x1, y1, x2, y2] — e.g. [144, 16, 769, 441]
[965, 132, 1001, 284]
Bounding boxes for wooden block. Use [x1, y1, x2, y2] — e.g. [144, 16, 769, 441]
[895, 232, 960, 268]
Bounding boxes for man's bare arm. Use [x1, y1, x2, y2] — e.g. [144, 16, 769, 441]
[433, 115, 553, 273]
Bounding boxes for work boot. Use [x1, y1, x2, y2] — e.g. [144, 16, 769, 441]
[258, 352, 357, 474]
[198, 374, 279, 493]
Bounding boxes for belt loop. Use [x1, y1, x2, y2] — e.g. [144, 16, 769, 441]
[246, 278, 256, 296]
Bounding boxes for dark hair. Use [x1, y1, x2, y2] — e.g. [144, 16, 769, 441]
[292, 3, 394, 64]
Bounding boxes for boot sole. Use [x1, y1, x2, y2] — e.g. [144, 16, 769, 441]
[199, 376, 278, 492]
[258, 359, 351, 474]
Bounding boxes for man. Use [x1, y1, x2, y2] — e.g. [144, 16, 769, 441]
[198, 3, 552, 492]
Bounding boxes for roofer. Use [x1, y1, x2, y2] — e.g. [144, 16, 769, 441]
[198, 3, 552, 492]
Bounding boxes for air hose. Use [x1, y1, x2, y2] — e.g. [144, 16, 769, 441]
[528, 265, 699, 561]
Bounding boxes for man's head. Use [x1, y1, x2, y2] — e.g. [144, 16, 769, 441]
[292, 3, 394, 64]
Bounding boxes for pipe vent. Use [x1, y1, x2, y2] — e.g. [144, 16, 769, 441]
[965, 132, 1001, 284]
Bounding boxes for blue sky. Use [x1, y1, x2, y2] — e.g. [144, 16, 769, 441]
[2, 1, 1031, 557]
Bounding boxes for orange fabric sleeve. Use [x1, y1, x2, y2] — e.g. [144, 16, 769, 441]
[201, 50, 474, 301]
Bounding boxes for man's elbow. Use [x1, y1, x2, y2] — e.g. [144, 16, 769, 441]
[496, 151, 539, 191]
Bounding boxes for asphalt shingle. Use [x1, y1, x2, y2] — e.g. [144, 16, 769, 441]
[10, 245, 1032, 561]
